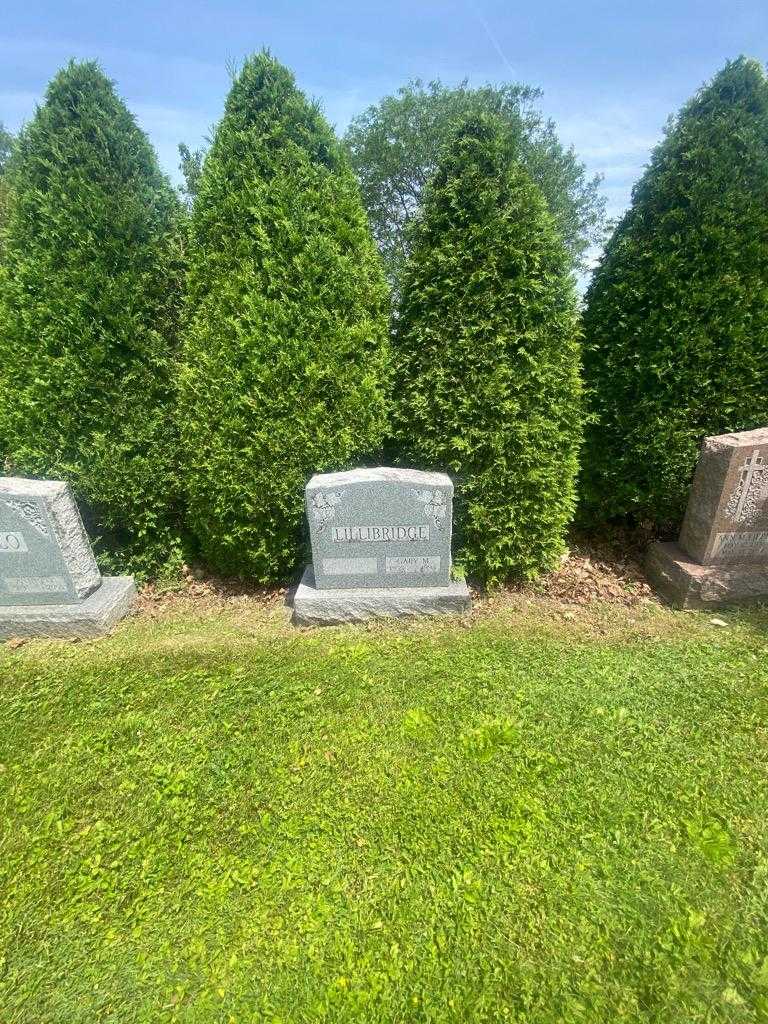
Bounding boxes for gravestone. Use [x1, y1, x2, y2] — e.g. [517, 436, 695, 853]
[645, 427, 768, 608]
[293, 467, 471, 625]
[0, 477, 136, 638]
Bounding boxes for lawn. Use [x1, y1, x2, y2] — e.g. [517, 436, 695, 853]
[1, 595, 768, 1022]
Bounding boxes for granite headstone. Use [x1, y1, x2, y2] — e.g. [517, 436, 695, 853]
[293, 467, 471, 625]
[0, 477, 136, 637]
[645, 428, 768, 608]
[306, 467, 453, 590]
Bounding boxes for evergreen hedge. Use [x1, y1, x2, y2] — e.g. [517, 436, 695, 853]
[180, 52, 390, 581]
[0, 62, 184, 576]
[391, 116, 583, 585]
[581, 57, 768, 528]
[0, 122, 12, 248]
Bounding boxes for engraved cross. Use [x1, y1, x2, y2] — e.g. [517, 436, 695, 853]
[733, 448, 765, 522]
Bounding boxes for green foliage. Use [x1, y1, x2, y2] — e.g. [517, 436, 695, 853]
[581, 57, 768, 528]
[344, 78, 604, 291]
[180, 52, 390, 582]
[177, 141, 205, 208]
[392, 116, 583, 585]
[2, 599, 768, 1020]
[0, 62, 184, 576]
[0, 121, 14, 247]
[0, 121, 12, 171]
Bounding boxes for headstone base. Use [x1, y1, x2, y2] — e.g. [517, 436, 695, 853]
[0, 576, 136, 639]
[292, 566, 471, 626]
[645, 541, 768, 609]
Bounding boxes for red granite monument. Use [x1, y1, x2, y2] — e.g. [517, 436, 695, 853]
[646, 427, 768, 608]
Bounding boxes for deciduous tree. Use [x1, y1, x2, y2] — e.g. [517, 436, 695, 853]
[344, 79, 604, 291]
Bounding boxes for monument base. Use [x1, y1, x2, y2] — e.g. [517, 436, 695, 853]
[0, 576, 137, 639]
[645, 541, 768, 609]
[292, 566, 472, 626]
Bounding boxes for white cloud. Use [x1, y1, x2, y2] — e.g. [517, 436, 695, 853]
[556, 112, 659, 162]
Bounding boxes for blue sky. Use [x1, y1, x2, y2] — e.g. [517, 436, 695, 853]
[2, 0, 767, 244]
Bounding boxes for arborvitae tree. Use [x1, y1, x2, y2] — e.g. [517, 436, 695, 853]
[0, 62, 184, 576]
[0, 121, 12, 171]
[0, 122, 14, 250]
[581, 57, 768, 528]
[391, 116, 583, 585]
[180, 52, 390, 581]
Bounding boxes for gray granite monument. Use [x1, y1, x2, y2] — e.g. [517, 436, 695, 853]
[645, 427, 768, 608]
[0, 477, 136, 638]
[293, 467, 472, 625]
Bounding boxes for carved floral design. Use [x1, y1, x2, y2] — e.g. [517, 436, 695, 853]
[411, 489, 447, 532]
[1, 498, 50, 537]
[311, 491, 345, 533]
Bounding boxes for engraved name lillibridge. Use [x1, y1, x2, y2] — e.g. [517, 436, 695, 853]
[331, 525, 430, 543]
[297, 466, 473, 622]
[304, 467, 456, 592]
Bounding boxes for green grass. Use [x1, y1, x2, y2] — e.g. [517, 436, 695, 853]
[1, 600, 768, 1022]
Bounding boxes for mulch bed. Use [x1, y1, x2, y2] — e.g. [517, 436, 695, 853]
[522, 531, 653, 607]
[133, 529, 656, 618]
